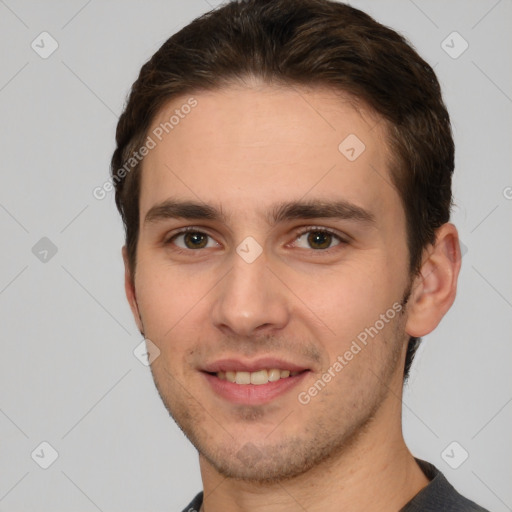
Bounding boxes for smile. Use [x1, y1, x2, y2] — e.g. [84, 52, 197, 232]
[215, 369, 301, 385]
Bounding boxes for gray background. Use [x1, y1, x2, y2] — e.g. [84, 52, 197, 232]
[0, 1, 511, 511]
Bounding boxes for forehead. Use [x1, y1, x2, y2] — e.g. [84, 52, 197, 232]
[139, 85, 399, 221]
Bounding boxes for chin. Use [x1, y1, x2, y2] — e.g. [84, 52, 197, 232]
[201, 440, 320, 483]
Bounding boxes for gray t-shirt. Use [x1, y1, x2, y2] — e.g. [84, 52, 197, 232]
[180, 459, 490, 511]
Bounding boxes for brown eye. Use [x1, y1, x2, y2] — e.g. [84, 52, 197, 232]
[183, 232, 209, 249]
[307, 231, 333, 250]
[170, 230, 217, 250]
[294, 229, 342, 250]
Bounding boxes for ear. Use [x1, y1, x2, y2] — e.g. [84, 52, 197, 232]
[405, 223, 462, 337]
[122, 245, 144, 334]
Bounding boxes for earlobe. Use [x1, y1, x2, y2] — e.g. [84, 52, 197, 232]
[122, 246, 144, 334]
[405, 223, 461, 338]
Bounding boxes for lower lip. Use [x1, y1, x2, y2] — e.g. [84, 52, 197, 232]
[203, 371, 309, 405]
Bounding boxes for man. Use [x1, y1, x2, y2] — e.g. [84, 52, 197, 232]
[111, 0, 489, 510]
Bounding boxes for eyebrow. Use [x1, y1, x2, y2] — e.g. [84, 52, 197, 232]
[143, 198, 375, 226]
[270, 200, 375, 225]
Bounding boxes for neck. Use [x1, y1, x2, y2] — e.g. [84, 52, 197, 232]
[198, 385, 429, 512]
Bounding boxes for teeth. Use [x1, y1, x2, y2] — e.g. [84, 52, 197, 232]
[235, 371, 251, 384]
[216, 368, 300, 385]
[251, 369, 268, 385]
[268, 369, 281, 382]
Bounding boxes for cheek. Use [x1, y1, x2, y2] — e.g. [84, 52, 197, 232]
[134, 262, 210, 338]
[292, 260, 397, 340]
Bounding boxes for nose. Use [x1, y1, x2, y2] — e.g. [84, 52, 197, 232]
[211, 250, 290, 338]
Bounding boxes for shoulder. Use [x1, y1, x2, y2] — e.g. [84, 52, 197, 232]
[180, 491, 203, 512]
[401, 459, 490, 512]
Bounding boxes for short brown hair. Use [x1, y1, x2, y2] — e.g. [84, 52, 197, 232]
[111, 0, 454, 380]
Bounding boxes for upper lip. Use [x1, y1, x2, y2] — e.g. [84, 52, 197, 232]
[202, 357, 310, 373]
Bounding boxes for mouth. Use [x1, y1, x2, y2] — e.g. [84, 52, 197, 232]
[214, 368, 302, 384]
[201, 358, 310, 405]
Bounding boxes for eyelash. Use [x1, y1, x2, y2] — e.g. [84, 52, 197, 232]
[164, 226, 348, 252]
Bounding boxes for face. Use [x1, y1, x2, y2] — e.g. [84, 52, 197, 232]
[125, 84, 414, 481]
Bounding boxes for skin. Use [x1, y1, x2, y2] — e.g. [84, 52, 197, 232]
[123, 83, 461, 512]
